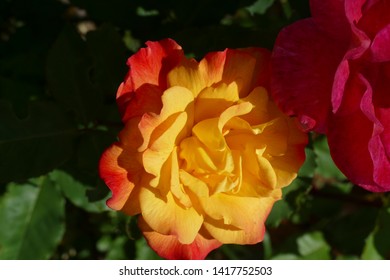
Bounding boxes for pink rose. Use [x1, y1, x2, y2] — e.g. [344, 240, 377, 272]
[271, 0, 390, 192]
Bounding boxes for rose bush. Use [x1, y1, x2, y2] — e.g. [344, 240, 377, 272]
[99, 39, 307, 259]
[271, 0, 390, 192]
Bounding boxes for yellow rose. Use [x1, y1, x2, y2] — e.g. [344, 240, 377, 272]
[99, 39, 307, 259]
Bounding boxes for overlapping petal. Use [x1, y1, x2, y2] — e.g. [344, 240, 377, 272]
[100, 39, 307, 259]
[271, 0, 390, 192]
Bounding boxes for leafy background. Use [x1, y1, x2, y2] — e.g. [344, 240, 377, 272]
[0, 0, 389, 260]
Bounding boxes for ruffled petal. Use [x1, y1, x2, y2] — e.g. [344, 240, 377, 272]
[139, 188, 203, 244]
[327, 72, 389, 191]
[195, 82, 239, 123]
[117, 39, 184, 121]
[371, 108, 390, 188]
[99, 143, 142, 214]
[138, 86, 194, 152]
[139, 218, 221, 260]
[370, 24, 390, 62]
[201, 192, 278, 244]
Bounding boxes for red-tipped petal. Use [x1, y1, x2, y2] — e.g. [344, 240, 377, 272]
[139, 218, 221, 260]
[116, 39, 184, 120]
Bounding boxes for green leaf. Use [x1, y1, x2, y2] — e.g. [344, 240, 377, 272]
[0, 101, 77, 183]
[362, 208, 390, 259]
[46, 25, 102, 124]
[103, 236, 129, 260]
[50, 170, 109, 213]
[246, 0, 275, 15]
[313, 136, 346, 181]
[297, 231, 331, 260]
[298, 147, 316, 178]
[361, 233, 382, 260]
[325, 207, 377, 256]
[0, 177, 65, 259]
[266, 199, 291, 228]
[135, 237, 162, 260]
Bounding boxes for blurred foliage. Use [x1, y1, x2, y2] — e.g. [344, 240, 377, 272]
[0, 0, 389, 260]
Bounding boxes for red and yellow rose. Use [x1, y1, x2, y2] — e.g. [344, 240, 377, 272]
[99, 39, 307, 259]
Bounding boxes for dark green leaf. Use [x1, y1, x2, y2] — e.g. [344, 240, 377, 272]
[0, 177, 65, 259]
[85, 23, 128, 99]
[313, 136, 346, 181]
[266, 199, 291, 228]
[246, 0, 275, 15]
[46, 25, 103, 124]
[0, 101, 77, 183]
[362, 208, 390, 259]
[325, 207, 378, 256]
[50, 170, 109, 213]
[298, 147, 316, 178]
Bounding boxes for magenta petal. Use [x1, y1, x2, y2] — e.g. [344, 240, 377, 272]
[372, 108, 390, 188]
[371, 24, 390, 62]
[329, 73, 390, 192]
[331, 60, 350, 113]
[344, 0, 366, 24]
[327, 85, 376, 190]
[310, 0, 350, 41]
[271, 19, 345, 133]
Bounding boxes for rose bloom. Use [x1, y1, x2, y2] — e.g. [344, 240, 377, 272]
[271, 0, 390, 192]
[99, 39, 307, 259]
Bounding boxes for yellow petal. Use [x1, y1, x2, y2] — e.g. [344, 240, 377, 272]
[142, 112, 187, 186]
[169, 147, 192, 208]
[180, 136, 218, 173]
[139, 217, 221, 260]
[194, 82, 239, 123]
[201, 192, 279, 244]
[239, 86, 269, 124]
[180, 170, 210, 198]
[140, 187, 203, 244]
[200, 193, 276, 229]
[138, 86, 194, 152]
[167, 59, 207, 97]
[203, 219, 263, 245]
[257, 153, 278, 189]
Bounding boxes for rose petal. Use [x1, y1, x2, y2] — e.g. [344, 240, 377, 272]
[99, 143, 141, 215]
[117, 39, 183, 121]
[359, 75, 390, 190]
[271, 19, 346, 133]
[327, 73, 386, 191]
[138, 86, 194, 152]
[201, 192, 278, 244]
[195, 82, 239, 123]
[344, 0, 366, 24]
[370, 24, 390, 62]
[142, 112, 188, 187]
[310, 0, 350, 41]
[139, 217, 221, 260]
[122, 39, 183, 93]
[119, 84, 163, 123]
[356, 0, 390, 39]
[139, 188, 203, 244]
